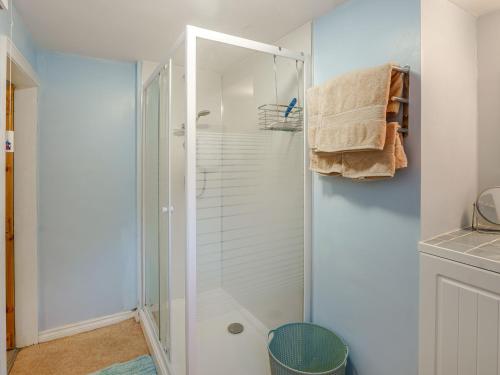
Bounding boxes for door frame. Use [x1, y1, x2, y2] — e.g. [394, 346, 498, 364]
[0, 36, 40, 375]
[5, 78, 14, 351]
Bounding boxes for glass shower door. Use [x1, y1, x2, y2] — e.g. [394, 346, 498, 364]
[158, 65, 171, 354]
[143, 66, 171, 354]
[191, 33, 305, 375]
[143, 75, 161, 332]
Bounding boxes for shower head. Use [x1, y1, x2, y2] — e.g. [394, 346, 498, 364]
[197, 110, 211, 120]
[174, 110, 211, 137]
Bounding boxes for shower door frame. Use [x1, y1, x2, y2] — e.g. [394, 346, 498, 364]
[141, 72, 161, 339]
[184, 25, 312, 375]
[140, 61, 176, 374]
[138, 65, 172, 355]
[140, 30, 187, 375]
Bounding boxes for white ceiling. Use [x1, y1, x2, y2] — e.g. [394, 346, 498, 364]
[14, 0, 343, 62]
[450, 0, 500, 16]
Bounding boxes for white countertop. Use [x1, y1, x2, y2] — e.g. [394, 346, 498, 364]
[419, 228, 500, 274]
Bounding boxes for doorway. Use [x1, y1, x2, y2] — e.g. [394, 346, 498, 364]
[1, 43, 40, 375]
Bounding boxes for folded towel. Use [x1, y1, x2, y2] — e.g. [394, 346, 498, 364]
[308, 63, 403, 154]
[310, 122, 407, 180]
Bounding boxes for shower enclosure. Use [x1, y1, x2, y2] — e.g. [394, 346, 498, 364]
[141, 26, 311, 375]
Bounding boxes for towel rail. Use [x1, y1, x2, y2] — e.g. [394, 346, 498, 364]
[392, 96, 409, 104]
[392, 65, 410, 74]
[392, 65, 410, 137]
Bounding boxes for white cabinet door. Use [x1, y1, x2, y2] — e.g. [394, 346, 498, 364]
[420, 253, 500, 375]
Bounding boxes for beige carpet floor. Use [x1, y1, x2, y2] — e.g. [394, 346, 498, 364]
[10, 318, 150, 375]
[7, 349, 19, 373]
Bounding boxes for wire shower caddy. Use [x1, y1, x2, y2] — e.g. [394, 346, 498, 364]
[258, 55, 304, 132]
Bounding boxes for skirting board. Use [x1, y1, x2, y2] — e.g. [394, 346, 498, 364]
[139, 309, 171, 375]
[38, 310, 137, 343]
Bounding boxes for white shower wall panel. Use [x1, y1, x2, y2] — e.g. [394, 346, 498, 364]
[210, 131, 304, 329]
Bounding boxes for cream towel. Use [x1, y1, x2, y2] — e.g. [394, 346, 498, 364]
[308, 63, 404, 153]
[310, 123, 407, 180]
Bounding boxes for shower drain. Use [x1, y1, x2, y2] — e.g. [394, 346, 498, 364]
[227, 322, 244, 335]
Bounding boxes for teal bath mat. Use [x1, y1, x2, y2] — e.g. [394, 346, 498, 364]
[91, 355, 157, 375]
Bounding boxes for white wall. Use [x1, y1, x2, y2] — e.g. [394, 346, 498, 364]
[142, 60, 159, 86]
[478, 10, 500, 191]
[421, 0, 478, 239]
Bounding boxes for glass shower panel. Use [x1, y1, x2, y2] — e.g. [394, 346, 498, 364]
[143, 75, 161, 332]
[158, 66, 171, 353]
[194, 38, 304, 375]
[169, 44, 187, 375]
[143, 59, 180, 367]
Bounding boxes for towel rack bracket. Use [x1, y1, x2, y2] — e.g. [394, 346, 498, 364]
[395, 65, 410, 138]
[392, 65, 410, 74]
[392, 96, 409, 104]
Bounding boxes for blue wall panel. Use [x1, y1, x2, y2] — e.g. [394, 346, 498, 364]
[37, 52, 137, 330]
[312, 1, 421, 374]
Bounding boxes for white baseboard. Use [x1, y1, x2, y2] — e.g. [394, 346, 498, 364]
[139, 309, 171, 375]
[38, 310, 137, 343]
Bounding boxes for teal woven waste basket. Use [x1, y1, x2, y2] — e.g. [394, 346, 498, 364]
[268, 323, 348, 375]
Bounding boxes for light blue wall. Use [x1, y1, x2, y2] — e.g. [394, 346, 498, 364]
[37, 51, 138, 331]
[0, 6, 138, 330]
[0, 5, 38, 70]
[312, 1, 421, 374]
